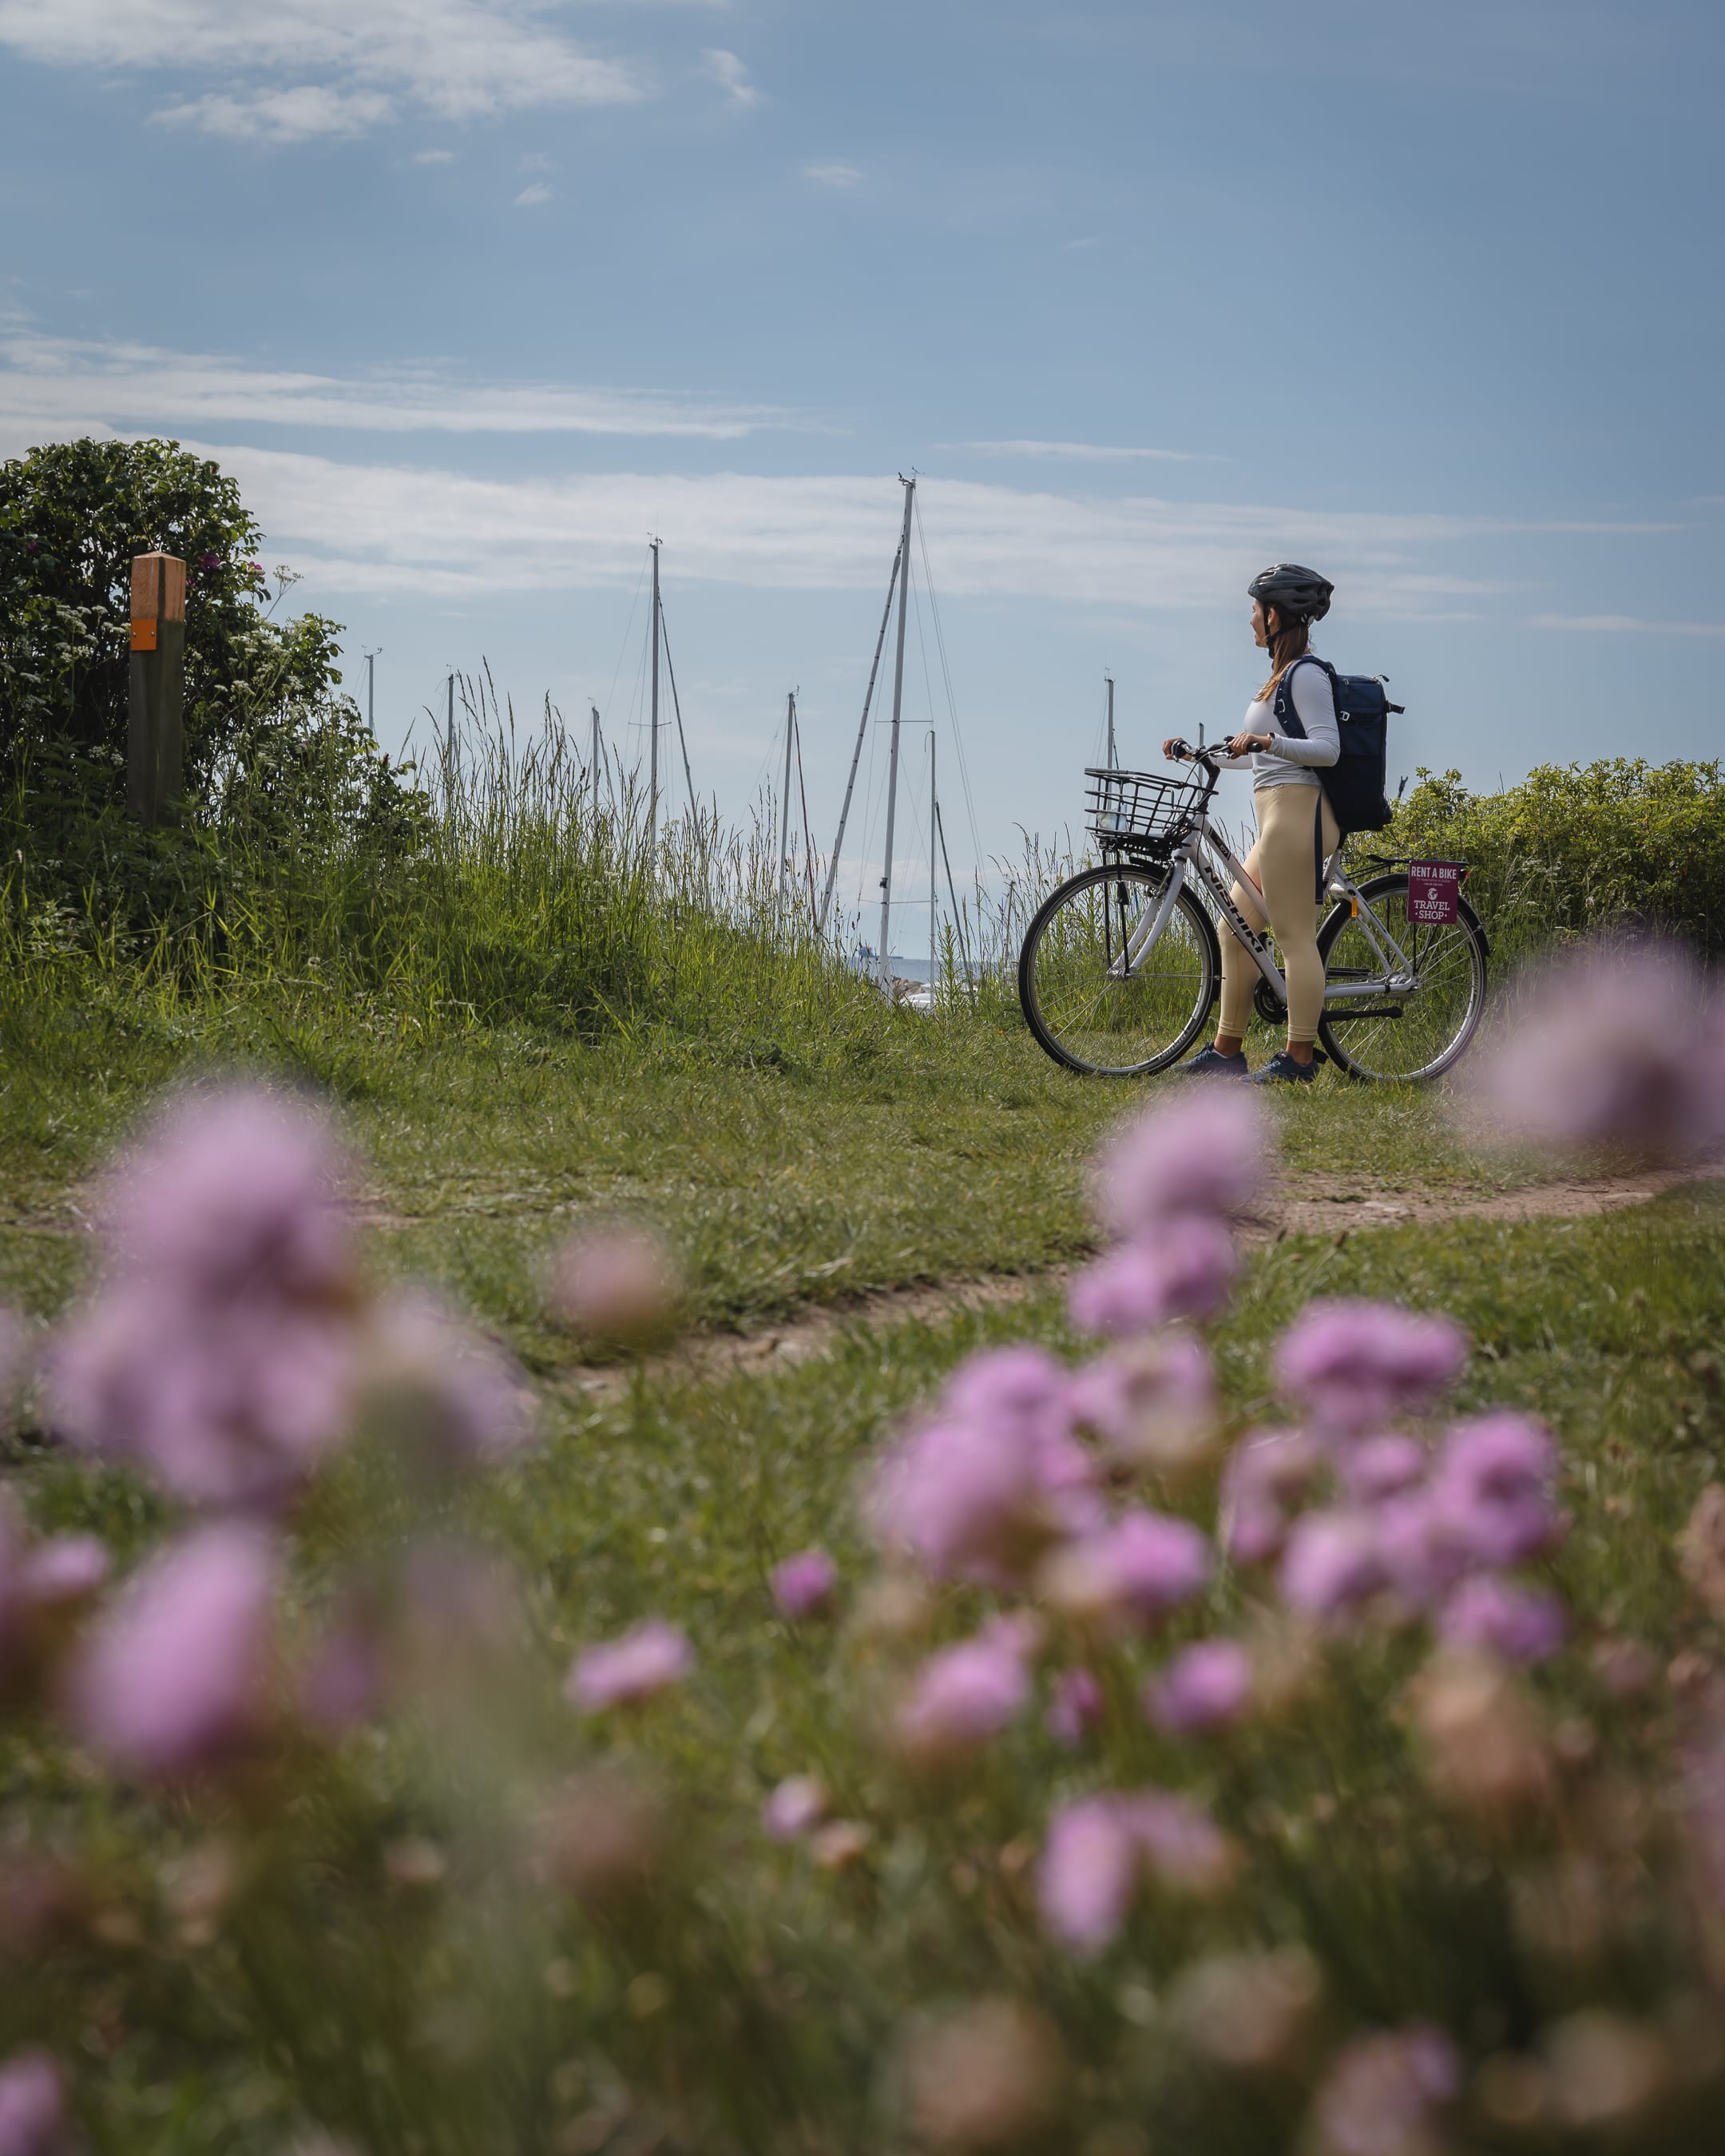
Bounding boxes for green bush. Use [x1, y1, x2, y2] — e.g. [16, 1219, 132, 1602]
[1385, 759, 1725, 964]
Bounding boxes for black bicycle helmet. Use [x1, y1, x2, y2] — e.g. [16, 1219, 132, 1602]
[1247, 562, 1334, 623]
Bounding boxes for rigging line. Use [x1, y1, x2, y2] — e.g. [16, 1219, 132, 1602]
[602, 549, 650, 727]
[913, 496, 985, 874]
[818, 539, 902, 937]
[793, 703, 818, 925]
[656, 606, 699, 818]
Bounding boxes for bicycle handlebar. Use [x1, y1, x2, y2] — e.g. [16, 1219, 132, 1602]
[1165, 739, 1227, 771]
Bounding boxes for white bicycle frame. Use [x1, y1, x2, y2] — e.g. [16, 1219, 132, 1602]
[1107, 803, 1420, 1003]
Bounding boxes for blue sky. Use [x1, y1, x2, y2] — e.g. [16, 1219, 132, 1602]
[2, 0, 1721, 915]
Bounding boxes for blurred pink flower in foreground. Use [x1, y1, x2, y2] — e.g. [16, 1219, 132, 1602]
[1039, 1787, 1233, 1954]
[763, 1774, 829, 1841]
[1041, 1508, 1210, 1631]
[1045, 1666, 1103, 1748]
[0, 2049, 74, 2156]
[1221, 1428, 1322, 1565]
[0, 1495, 109, 1674]
[65, 1524, 279, 1779]
[1280, 1511, 1387, 1619]
[1429, 1414, 1564, 1569]
[1467, 939, 1725, 1164]
[894, 1617, 1035, 1762]
[1276, 1301, 1468, 1437]
[1069, 1330, 1216, 1480]
[1438, 1576, 1567, 1665]
[1068, 1215, 1238, 1337]
[868, 1347, 1099, 1583]
[1147, 1637, 1253, 1734]
[365, 1289, 536, 1466]
[1307, 2023, 1461, 2156]
[549, 1224, 679, 1346]
[50, 1086, 359, 1510]
[1093, 1088, 1269, 1235]
[771, 1548, 838, 1619]
[565, 1619, 693, 1713]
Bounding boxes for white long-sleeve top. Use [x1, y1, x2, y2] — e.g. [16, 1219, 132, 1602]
[1216, 654, 1340, 793]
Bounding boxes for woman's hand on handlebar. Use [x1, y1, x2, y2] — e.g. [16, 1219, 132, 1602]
[1162, 736, 1192, 761]
[1225, 730, 1273, 759]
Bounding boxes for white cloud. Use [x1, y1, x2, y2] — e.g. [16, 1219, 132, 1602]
[1528, 612, 1725, 636]
[802, 161, 862, 188]
[1062, 236, 1101, 252]
[963, 439, 1213, 464]
[156, 86, 395, 141]
[0, 0, 646, 141]
[0, 426, 1618, 622]
[701, 46, 759, 106]
[0, 335, 806, 442]
[413, 148, 457, 164]
[514, 182, 553, 207]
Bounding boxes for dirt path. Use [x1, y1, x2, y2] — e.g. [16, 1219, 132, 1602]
[556, 1163, 1724, 1404]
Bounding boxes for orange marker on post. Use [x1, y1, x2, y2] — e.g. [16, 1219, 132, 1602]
[128, 553, 185, 824]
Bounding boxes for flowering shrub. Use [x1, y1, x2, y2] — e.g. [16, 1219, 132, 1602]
[0, 1003, 1723, 2154]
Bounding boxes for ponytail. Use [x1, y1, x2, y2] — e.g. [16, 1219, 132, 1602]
[1256, 613, 1311, 703]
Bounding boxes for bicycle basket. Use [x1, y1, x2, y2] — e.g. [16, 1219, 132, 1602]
[1085, 767, 1204, 851]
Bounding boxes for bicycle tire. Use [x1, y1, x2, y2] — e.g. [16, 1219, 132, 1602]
[1316, 873, 1489, 1083]
[1019, 864, 1219, 1076]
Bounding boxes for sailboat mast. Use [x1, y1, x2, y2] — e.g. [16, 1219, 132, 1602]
[817, 539, 902, 937]
[929, 728, 938, 1000]
[648, 539, 662, 852]
[1105, 672, 1116, 768]
[876, 475, 916, 997]
[779, 690, 795, 910]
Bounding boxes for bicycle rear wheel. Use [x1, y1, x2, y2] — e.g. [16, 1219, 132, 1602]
[1019, 863, 1218, 1076]
[1316, 874, 1488, 1082]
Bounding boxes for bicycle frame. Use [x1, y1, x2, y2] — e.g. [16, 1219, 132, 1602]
[1104, 771, 1420, 1004]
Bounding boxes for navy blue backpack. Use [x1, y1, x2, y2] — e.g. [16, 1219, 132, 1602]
[1271, 656, 1401, 834]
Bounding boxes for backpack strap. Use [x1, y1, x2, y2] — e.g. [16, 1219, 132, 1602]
[1270, 654, 1336, 741]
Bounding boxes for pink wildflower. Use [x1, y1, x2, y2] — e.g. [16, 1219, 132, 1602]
[1308, 2023, 1461, 2156]
[1067, 1215, 1237, 1338]
[565, 1619, 693, 1713]
[894, 1619, 1034, 1762]
[1147, 1638, 1254, 1734]
[1037, 1794, 1142, 1956]
[1438, 1577, 1567, 1665]
[1045, 1667, 1104, 1748]
[869, 1348, 1098, 1581]
[1430, 1414, 1564, 1567]
[1468, 940, 1725, 1164]
[1069, 1330, 1216, 1477]
[50, 1085, 360, 1510]
[1276, 1301, 1469, 1436]
[1040, 1508, 1210, 1631]
[549, 1224, 679, 1345]
[762, 1774, 829, 1841]
[771, 1548, 838, 1620]
[0, 2050, 74, 2156]
[1092, 1088, 1270, 1235]
[1220, 1428, 1322, 1564]
[365, 1290, 537, 1465]
[1341, 1434, 1430, 1504]
[1279, 1510, 1386, 1619]
[1124, 1789, 1237, 1894]
[65, 1524, 279, 1778]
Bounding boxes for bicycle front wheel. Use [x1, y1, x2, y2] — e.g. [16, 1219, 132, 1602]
[1316, 874, 1489, 1083]
[1019, 864, 1219, 1076]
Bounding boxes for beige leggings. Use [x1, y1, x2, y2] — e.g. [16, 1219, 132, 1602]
[1218, 783, 1341, 1045]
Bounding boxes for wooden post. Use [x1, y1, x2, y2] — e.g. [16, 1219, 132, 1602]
[128, 553, 185, 825]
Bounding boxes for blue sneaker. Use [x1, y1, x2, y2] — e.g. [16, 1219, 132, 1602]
[1248, 1050, 1319, 1086]
[1176, 1046, 1250, 1078]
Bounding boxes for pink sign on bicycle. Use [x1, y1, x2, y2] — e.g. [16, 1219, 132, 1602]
[1407, 861, 1463, 925]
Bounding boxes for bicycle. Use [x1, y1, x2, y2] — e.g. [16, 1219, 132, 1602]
[1017, 742, 1489, 1081]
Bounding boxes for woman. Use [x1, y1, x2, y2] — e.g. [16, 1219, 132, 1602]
[1162, 563, 1340, 1084]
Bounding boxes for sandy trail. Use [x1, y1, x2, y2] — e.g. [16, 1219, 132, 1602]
[556, 1163, 1725, 1403]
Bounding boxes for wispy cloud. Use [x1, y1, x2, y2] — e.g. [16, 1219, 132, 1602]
[0, 419, 1636, 622]
[412, 148, 457, 165]
[802, 161, 863, 188]
[1528, 612, 1725, 636]
[0, 0, 647, 141]
[0, 335, 807, 442]
[962, 438, 1214, 464]
[701, 47, 759, 107]
[514, 182, 553, 208]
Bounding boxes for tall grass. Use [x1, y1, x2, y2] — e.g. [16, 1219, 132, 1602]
[0, 671, 906, 1068]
